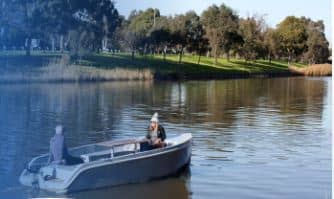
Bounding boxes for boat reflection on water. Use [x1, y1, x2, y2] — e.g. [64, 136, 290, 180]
[69, 167, 191, 199]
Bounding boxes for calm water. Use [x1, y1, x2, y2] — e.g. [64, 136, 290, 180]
[0, 77, 331, 199]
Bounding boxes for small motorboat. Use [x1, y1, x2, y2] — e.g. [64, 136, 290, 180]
[19, 133, 192, 193]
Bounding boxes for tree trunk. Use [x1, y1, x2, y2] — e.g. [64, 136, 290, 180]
[178, 47, 183, 63]
[227, 51, 230, 62]
[60, 35, 64, 53]
[64, 34, 70, 51]
[51, 36, 55, 52]
[24, 2, 31, 56]
[268, 53, 271, 64]
[131, 50, 135, 61]
[214, 47, 218, 65]
[287, 48, 293, 65]
[163, 45, 167, 62]
[198, 54, 201, 65]
[25, 38, 31, 56]
[143, 44, 147, 55]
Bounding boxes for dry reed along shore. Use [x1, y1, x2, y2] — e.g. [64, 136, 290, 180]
[0, 56, 154, 83]
[289, 64, 332, 76]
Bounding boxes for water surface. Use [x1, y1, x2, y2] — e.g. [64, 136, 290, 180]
[0, 77, 331, 199]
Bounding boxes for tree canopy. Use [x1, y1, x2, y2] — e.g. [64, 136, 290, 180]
[0, 1, 330, 64]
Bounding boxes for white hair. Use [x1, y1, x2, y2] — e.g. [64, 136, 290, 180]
[55, 125, 63, 135]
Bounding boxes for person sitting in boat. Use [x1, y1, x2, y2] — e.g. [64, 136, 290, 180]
[146, 112, 166, 148]
[48, 125, 83, 165]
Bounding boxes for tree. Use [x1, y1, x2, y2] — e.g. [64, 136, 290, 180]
[194, 37, 210, 65]
[127, 8, 160, 55]
[0, 1, 26, 50]
[202, 4, 240, 64]
[263, 28, 281, 63]
[305, 30, 329, 64]
[276, 16, 307, 64]
[181, 13, 209, 65]
[201, 5, 221, 64]
[148, 15, 171, 60]
[169, 11, 206, 63]
[116, 8, 160, 60]
[301, 18, 329, 64]
[5, 0, 43, 56]
[2, 0, 120, 56]
[239, 16, 264, 61]
[168, 14, 187, 63]
[117, 21, 139, 60]
[72, 0, 120, 53]
[150, 27, 171, 61]
[32, 0, 74, 52]
[184, 12, 208, 64]
[108, 16, 126, 54]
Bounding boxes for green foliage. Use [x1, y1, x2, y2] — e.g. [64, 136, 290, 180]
[1, 2, 330, 66]
[276, 16, 308, 62]
[201, 4, 240, 63]
[1, 0, 120, 56]
[168, 11, 207, 63]
[301, 18, 329, 64]
[239, 16, 264, 61]
[119, 8, 162, 56]
[263, 28, 281, 62]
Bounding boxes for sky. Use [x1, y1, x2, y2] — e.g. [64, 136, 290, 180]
[114, 0, 332, 46]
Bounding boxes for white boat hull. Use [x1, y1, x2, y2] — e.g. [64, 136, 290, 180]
[19, 133, 192, 193]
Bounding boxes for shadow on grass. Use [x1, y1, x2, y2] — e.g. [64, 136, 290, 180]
[230, 60, 289, 72]
[82, 54, 250, 74]
[0, 53, 294, 80]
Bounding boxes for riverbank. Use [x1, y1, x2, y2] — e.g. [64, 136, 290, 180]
[0, 51, 318, 82]
[289, 64, 332, 76]
[78, 53, 304, 80]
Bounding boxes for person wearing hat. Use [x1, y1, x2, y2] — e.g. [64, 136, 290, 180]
[146, 112, 166, 148]
[48, 125, 83, 165]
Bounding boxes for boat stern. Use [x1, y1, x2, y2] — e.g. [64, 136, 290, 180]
[19, 169, 39, 187]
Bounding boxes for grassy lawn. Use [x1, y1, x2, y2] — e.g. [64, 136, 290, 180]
[0, 51, 306, 79]
[79, 53, 304, 79]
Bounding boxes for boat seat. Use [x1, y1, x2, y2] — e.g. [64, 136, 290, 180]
[80, 143, 140, 163]
[80, 150, 113, 163]
[97, 139, 138, 147]
[114, 151, 136, 157]
[69, 145, 110, 156]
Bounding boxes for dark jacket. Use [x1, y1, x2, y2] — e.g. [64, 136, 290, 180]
[146, 125, 166, 142]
